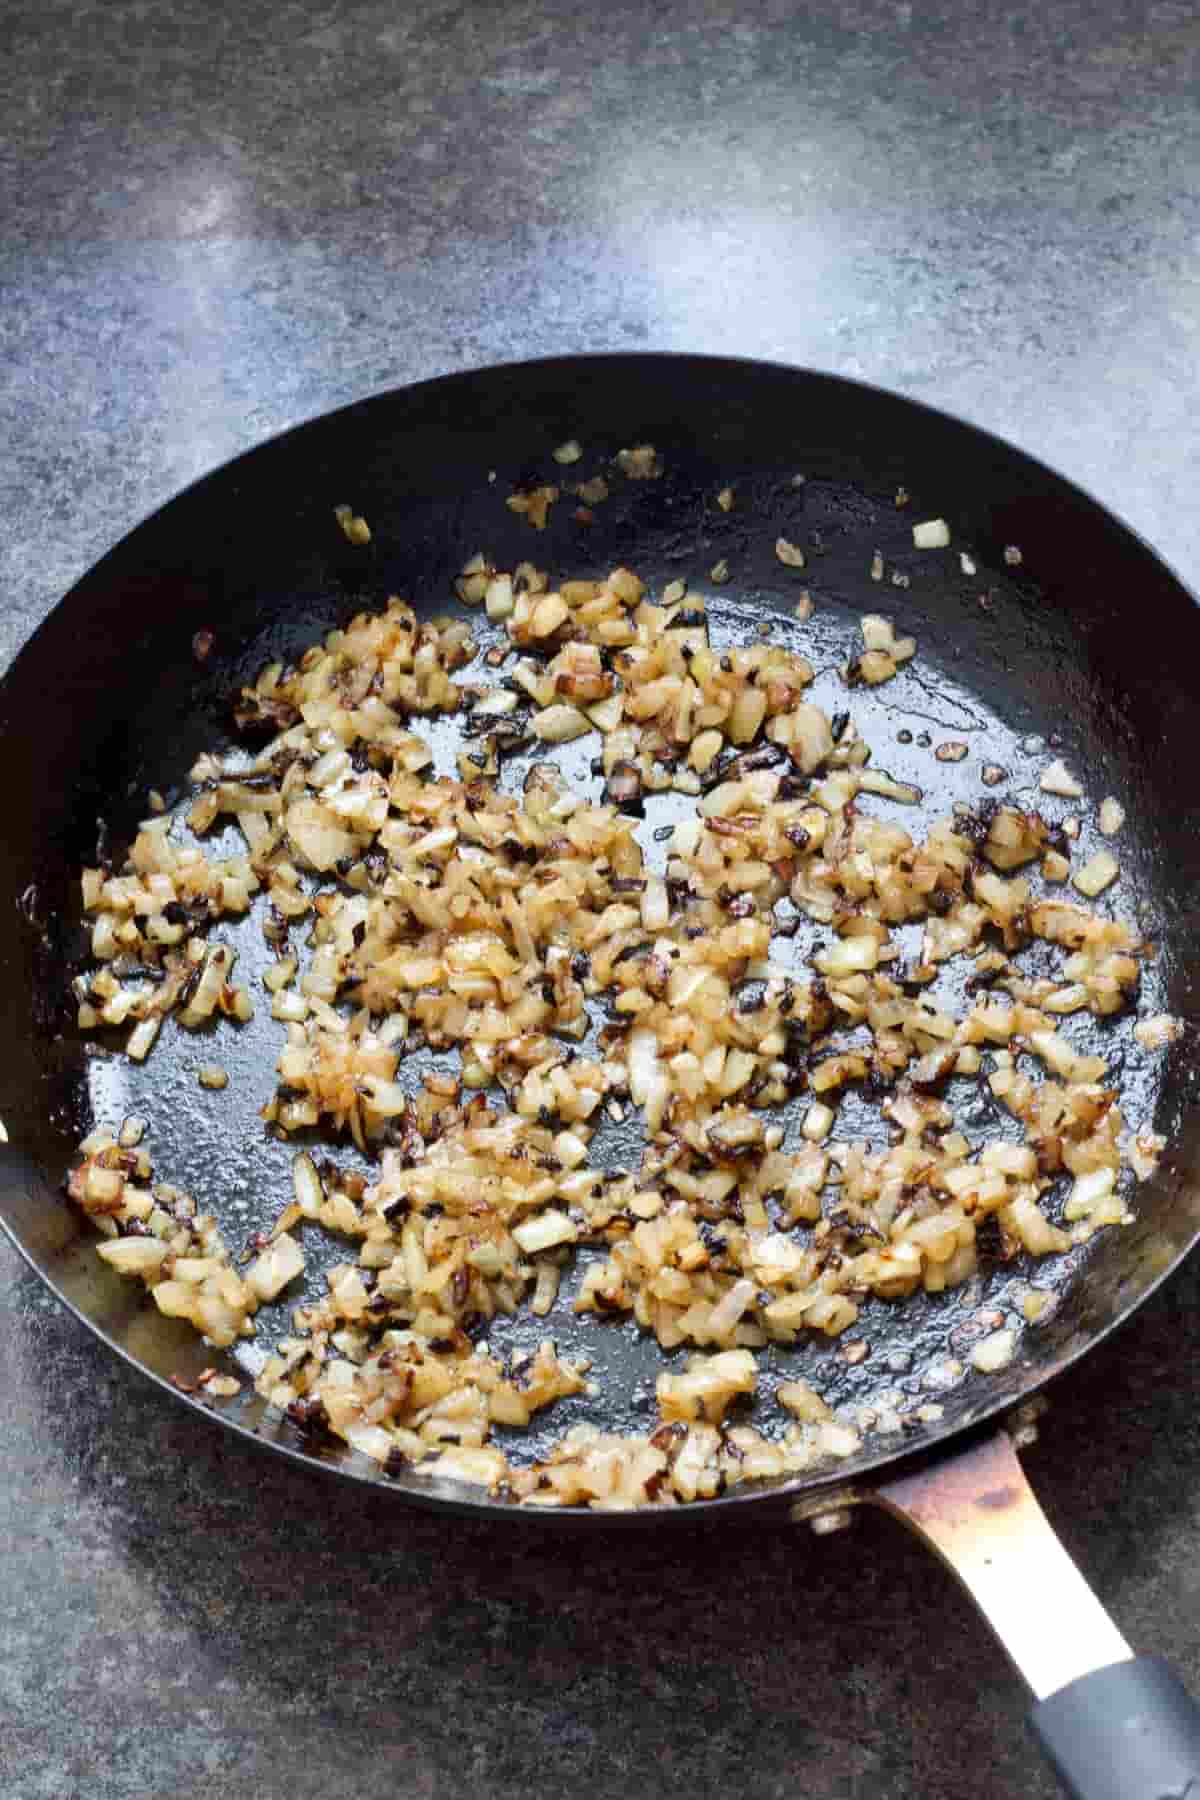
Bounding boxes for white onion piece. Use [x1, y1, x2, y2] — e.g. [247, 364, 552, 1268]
[286, 797, 357, 872]
[246, 1231, 305, 1301]
[98, 1238, 169, 1277]
[1098, 796, 1125, 836]
[970, 1329, 1016, 1373]
[513, 1210, 578, 1254]
[292, 1152, 324, 1218]
[1134, 1014, 1182, 1051]
[629, 1027, 669, 1132]
[1073, 850, 1118, 897]
[641, 876, 669, 931]
[1040, 759, 1083, 798]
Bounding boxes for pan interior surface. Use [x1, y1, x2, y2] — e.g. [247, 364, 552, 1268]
[3, 354, 1199, 1521]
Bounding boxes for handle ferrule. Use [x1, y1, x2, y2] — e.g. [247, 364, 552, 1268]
[1032, 1655, 1200, 1800]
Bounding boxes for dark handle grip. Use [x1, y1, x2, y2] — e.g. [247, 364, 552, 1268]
[1032, 1656, 1200, 1800]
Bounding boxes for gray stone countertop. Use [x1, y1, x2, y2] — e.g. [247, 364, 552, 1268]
[3, 3, 1200, 1796]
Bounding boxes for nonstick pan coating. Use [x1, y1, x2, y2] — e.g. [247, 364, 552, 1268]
[2, 354, 1199, 1522]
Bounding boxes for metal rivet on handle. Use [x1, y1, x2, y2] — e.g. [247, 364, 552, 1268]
[808, 1507, 854, 1536]
[789, 1487, 860, 1533]
[1005, 1395, 1049, 1451]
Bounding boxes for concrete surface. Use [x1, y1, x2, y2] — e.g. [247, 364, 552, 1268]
[3, 2, 1200, 1795]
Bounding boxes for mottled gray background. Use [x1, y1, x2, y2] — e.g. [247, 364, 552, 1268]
[4, 2, 1200, 1796]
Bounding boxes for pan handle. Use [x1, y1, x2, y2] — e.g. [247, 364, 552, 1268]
[869, 1430, 1200, 1800]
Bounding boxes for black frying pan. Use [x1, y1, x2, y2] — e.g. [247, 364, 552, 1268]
[3, 355, 1200, 1799]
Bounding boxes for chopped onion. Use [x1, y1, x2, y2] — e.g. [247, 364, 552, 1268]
[98, 1238, 169, 1277]
[1098, 796, 1124, 836]
[513, 1210, 578, 1253]
[126, 1016, 161, 1062]
[334, 504, 371, 545]
[1073, 850, 1118, 897]
[1134, 1014, 1182, 1051]
[287, 798, 358, 872]
[1040, 759, 1082, 798]
[970, 1328, 1016, 1373]
[292, 1152, 324, 1218]
[485, 573, 515, 619]
[246, 1231, 305, 1301]
[628, 1027, 669, 1132]
[802, 1102, 834, 1142]
[533, 704, 591, 743]
[473, 689, 518, 716]
[641, 876, 669, 931]
[858, 768, 922, 804]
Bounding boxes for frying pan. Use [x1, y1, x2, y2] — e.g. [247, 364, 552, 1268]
[3, 353, 1200, 1798]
